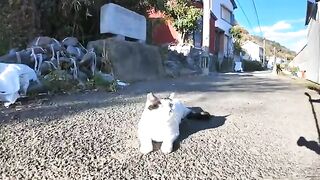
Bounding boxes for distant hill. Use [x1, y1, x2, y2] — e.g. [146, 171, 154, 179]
[231, 25, 296, 60]
[252, 35, 296, 60]
[242, 34, 296, 60]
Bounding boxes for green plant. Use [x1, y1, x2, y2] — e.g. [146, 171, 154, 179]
[86, 73, 117, 92]
[164, 0, 202, 43]
[93, 75, 117, 92]
[42, 70, 79, 93]
[230, 25, 247, 54]
[0, 0, 168, 51]
[242, 60, 264, 72]
[290, 66, 300, 74]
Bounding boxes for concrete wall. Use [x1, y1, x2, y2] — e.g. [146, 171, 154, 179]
[100, 3, 146, 41]
[289, 46, 308, 71]
[88, 39, 165, 82]
[306, 19, 320, 83]
[289, 19, 320, 83]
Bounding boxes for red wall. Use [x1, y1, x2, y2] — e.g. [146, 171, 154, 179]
[148, 10, 180, 44]
[148, 6, 216, 54]
[209, 17, 216, 54]
[152, 21, 179, 45]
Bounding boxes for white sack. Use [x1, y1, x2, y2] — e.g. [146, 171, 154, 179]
[0, 63, 38, 107]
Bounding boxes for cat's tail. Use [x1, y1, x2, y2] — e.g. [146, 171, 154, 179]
[186, 110, 211, 120]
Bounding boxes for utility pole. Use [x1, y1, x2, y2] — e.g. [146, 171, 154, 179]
[201, 0, 211, 75]
[273, 46, 277, 73]
[202, 0, 211, 51]
[263, 38, 266, 67]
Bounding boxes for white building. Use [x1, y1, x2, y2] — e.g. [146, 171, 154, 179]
[289, 0, 319, 82]
[241, 40, 263, 61]
[267, 56, 285, 69]
[211, 0, 237, 60]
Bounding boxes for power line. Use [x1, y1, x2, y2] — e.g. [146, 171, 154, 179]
[251, 0, 263, 36]
[235, 0, 254, 30]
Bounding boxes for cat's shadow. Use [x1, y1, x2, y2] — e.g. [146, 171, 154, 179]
[153, 108, 229, 152]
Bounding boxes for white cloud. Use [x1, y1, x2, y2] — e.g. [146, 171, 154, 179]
[286, 18, 305, 24]
[252, 20, 308, 52]
[287, 38, 307, 53]
[264, 29, 307, 41]
[254, 21, 292, 33]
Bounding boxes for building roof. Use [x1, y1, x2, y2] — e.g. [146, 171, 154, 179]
[306, 0, 319, 25]
[230, 0, 237, 9]
[211, 10, 217, 20]
[194, 0, 237, 9]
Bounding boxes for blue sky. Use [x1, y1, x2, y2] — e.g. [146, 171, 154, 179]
[234, 0, 308, 52]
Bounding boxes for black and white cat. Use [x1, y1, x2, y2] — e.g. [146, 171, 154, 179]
[138, 92, 210, 154]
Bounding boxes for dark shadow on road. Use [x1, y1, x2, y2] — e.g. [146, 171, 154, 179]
[297, 136, 320, 155]
[172, 114, 228, 151]
[151, 114, 228, 153]
[119, 73, 296, 97]
[178, 114, 228, 141]
[304, 92, 320, 143]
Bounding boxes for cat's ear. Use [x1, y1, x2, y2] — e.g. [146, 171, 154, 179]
[147, 92, 158, 102]
[146, 92, 161, 110]
[169, 93, 175, 99]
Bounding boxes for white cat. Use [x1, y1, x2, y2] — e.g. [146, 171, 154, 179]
[138, 92, 193, 154]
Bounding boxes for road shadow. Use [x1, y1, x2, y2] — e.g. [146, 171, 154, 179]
[297, 136, 320, 155]
[153, 115, 229, 152]
[171, 114, 228, 151]
[304, 92, 320, 143]
[178, 115, 228, 141]
[151, 109, 228, 152]
[120, 73, 295, 97]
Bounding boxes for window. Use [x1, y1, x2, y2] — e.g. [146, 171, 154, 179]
[221, 5, 232, 24]
[259, 47, 264, 60]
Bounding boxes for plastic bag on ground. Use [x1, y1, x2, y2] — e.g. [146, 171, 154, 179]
[0, 63, 38, 107]
[234, 62, 243, 72]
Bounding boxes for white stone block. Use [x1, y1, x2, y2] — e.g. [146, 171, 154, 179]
[100, 3, 146, 41]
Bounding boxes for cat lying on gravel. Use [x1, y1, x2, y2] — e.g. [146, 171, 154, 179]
[138, 92, 210, 154]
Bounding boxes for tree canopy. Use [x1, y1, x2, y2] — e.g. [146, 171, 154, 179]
[164, 0, 202, 43]
[0, 0, 201, 54]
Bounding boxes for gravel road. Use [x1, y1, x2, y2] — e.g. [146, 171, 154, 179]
[0, 71, 319, 179]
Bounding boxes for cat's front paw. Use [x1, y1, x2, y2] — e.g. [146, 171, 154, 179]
[140, 146, 153, 154]
[161, 143, 173, 154]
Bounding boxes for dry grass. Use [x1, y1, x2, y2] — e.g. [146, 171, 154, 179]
[278, 71, 320, 93]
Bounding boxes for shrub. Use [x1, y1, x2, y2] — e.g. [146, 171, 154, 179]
[86, 73, 117, 92]
[290, 66, 300, 76]
[42, 70, 79, 93]
[242, 60, 264, 72]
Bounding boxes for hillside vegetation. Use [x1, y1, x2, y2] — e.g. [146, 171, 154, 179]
[231, 25, 296, 60]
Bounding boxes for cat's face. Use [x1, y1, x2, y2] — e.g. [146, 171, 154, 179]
[145, 93, 175, 116]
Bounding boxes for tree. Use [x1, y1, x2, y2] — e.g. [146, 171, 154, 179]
[164, 0, 202, 43]
[230, 25, 247, 54]
[0, 0, 168, 52]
